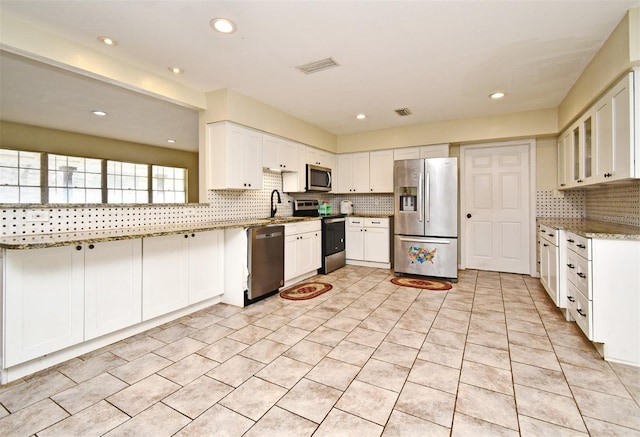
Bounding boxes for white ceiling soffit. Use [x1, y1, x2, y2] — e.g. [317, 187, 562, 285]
[0, 0, 638, 150]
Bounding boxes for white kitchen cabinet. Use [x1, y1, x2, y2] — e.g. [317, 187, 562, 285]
[284, 221, 321, 284]
[85, 239, 142, 340]
[263, 134, 299, 171]
[420, 144, 450, 158]
[142, 230, 224, 321]
[594, 72, 634, 183]
[337, 152, 370, 193]
[393, 147, 420, 160]
[207, 122, 263, 190]
[4, 245, 84, 367]
[306, 147, 335, 170]
[346, 217, 391, 268]
[557, 131, 572, 189]
[564, 231, 640, 366]
[282, 145, 337, 193]
[538, 224, 566, 312]
[369, 150, 394, 193]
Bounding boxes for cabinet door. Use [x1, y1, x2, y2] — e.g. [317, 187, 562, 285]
[346, 224, 364, 260]
[284, 234, 298, 281]
[189, 230, 225, 304]
[296, 232, 316, 276]
[262, 134, 281, 170]
[420, 144, 450, 158]
[241, 128, 263, 189]
[539, 239, 549, 291]
[570, 121, 583, 186]
[580, 111, 594, 183]
[85, 240, 142, 340]
[364, 227, 390, 263]
[5, 246, 84, 367]
[311, 230, 322, 270]
[610, 73, 633, 180]
[594, 95, 612, 183]
[369, 150, 393, 193]
[337, 154, 354, 193]
[142, 234, 189, 321]
[352, 152, 370, 193]
[394, 147, 420, 160]
[280, 140, 299, 171]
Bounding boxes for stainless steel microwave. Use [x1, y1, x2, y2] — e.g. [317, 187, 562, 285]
[306, 164, 332, 192]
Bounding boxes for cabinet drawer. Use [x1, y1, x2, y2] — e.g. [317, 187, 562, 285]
[364, 218, 389, 228]
[574, 255, 592, 299]
[539, 224, 559, 246]
[566, 250, 578, 286]
[347, 217, 364, 228]
[566, 232, 591, 260]
[567, 285, 592, 340]
[286, 220, 321, 235]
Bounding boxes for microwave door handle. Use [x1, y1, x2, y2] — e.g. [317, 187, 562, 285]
[327, 172, 332, 188]
[418, 172, 423, 223]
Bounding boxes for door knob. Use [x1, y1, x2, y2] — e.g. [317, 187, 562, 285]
[466, 213, 472, 218]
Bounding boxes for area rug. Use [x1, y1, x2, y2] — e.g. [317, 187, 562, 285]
[391, 277, 452, 290]
[279, 282, 333, 300]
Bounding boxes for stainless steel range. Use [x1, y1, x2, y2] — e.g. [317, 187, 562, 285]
[293, 199, 346, 274]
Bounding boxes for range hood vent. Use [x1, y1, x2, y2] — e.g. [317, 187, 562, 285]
[296, 57, 339, 74]
[395, 108, 413, 116]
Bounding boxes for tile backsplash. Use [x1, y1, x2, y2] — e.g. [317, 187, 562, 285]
[584, 180, 640, 227]
[536, 189, 585, 218]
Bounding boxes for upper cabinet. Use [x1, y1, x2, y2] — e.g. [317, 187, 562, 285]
[337, 152, 370, 193]
[306, 147, 335, 170]
[558, 70, 636, 189]
[393, 144, 449, 160]
[262, 134, 299, 171]
[369, 150, 394, 193]
[206, 122, 263, 190]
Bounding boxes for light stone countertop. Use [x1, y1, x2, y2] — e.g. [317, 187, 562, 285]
[537, 218, 640, 241]
[0, 216, 321, 250]
[345, 214, 394, 219]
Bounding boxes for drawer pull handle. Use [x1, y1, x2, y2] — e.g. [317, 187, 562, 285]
[577, 309, 586, 317]
[567, 264, 574, 269]
[577, 244, 586, 249]
[567, 239, 574, 243]
[543, 243, 549, 247]
[567, 296, 575, 302]
[548, 234, 554, 237]
[577, 273, 586, 279]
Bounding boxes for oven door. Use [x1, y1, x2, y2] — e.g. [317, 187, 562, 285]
[323, 217, 345, 256]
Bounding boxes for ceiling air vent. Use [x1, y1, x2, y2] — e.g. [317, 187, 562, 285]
[295, 57, 339, 74]
[395, 108, 413, 116]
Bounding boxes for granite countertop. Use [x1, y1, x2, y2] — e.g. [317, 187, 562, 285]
[0, 216, 321, 250]
[537, 218, 640, 241]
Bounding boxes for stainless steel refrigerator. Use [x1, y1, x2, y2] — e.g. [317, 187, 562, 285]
[394, 157, 458, 282]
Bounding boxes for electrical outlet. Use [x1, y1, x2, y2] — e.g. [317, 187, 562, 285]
[26, 210, 50, 222]
[552, 189, 565, 199]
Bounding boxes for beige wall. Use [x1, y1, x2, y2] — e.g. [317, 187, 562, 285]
[535, 138, 558, 190]
[558, 8, 639, 131]
[337, 108, 557, 153]
[1, 121, 199, 202]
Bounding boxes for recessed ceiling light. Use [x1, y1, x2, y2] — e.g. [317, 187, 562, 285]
[98, 36, 117, 46]
[168, 67, 183, 74]
[92, 110, 107, 116]
[210, 17, 236, 34]
[356, 114, 367, 120]
[167, 139, 176, 143]
[489, 92, 505, 99]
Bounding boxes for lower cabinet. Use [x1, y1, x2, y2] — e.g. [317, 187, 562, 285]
[142, 230, 224, 321]
[538, 224, 565, 309]
[346, 217, 392, 268]
[4, 239, 142, 367]
[284, 221, 321, 283]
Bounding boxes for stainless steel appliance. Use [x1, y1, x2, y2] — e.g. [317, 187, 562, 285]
[306, 164, 332, 192]
[293, 199, 346, 274]
[247, 225, 284, 303]
[394, 158, 458, 282]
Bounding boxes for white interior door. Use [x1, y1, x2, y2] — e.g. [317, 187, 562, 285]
[462, 141, 533, 274]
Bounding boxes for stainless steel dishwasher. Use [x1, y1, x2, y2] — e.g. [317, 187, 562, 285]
[247, 225, 285, 303]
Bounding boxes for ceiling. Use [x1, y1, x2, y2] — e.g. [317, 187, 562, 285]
[1, 0, 639, 153]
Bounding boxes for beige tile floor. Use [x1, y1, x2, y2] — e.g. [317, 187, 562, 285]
[1, 266, 639, 436]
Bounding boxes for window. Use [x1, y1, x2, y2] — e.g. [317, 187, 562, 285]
[48, 154, 102, 203]
[0, 148, 188, 204]
[107, 161, 149, 203]
[152, 165, 187, 203]
[0, 149, 41, 203]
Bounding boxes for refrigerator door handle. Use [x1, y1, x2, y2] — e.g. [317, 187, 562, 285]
[425, 172, 430, 222]
[418, 172, 424, 222]
[397, 237, 452, 244]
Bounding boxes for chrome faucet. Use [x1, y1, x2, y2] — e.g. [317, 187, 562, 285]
[270, 189, 282, 218]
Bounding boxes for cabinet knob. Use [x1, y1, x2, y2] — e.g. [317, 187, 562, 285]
[577, 308, 586, 317]
[567, 239, 574, 243]
[567, 264, 574, 269]
[76, 245, 82, 251]
[577, 244, 586, 249]
[184, 235, 189, 239]
[577, 272, 586, 279]
[543, 243, 548, 247]
[560, 183, 566, 187]
[191, 233, 195, 238]
[567, 296, 575, 302]
[548, 234, 554, 237]
[88, 244, 95, 249]
[466, 213, 472, 218]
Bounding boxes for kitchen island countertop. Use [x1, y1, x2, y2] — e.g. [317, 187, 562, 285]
[0, 216, 321, 250]
[537, 217, 640, 241]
